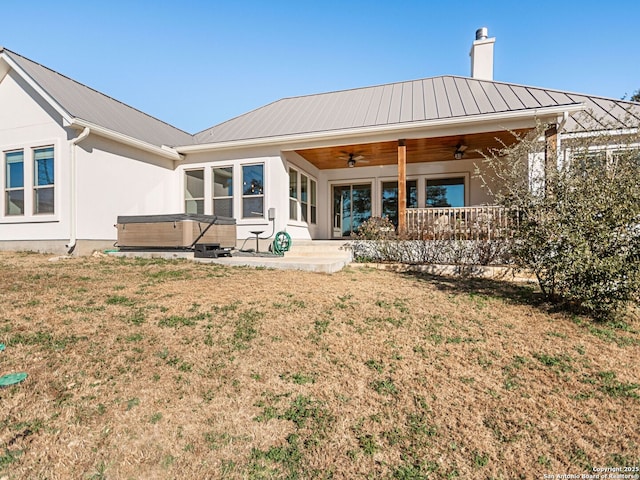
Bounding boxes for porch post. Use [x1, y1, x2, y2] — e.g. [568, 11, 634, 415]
[544, 125, 557, 195]
[398, 139, 407, 234]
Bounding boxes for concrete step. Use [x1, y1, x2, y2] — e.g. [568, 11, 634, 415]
[285, 240, 352, 258]
[200, 255, 351, 274]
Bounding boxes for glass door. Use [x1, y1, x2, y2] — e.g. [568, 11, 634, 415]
[332, 184, 371, 237]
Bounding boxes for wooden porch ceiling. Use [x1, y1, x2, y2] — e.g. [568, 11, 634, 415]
[293, 129, 530, 169]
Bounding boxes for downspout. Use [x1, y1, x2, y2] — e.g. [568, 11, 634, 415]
[66, 127, 90, 254]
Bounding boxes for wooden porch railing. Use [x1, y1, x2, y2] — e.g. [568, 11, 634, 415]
[405, 206, 517, 241]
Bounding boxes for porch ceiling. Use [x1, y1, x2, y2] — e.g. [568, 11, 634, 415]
[293, 129, 530, 169]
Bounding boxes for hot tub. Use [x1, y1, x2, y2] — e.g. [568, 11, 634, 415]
[116, 214, 236, 250]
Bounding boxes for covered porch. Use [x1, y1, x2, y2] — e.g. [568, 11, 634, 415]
[290, 127, 539, 240]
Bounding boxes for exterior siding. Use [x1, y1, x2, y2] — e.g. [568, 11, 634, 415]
[0, 70, 71, 244]
[75, 136, 177, 241]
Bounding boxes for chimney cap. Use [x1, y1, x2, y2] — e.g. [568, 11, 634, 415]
[475, 27, 489, 41]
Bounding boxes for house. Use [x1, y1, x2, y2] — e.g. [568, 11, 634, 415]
[1, 28, 639, 255]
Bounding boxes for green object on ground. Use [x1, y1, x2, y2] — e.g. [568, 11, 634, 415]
[0, 344, 5, 351]
[272, 231, 292, 256]
[0, 372, 28, 387]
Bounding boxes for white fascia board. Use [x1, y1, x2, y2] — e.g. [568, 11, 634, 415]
[560, 127, 639, 139]
[0, 52, 74, 125]
[70, 119, 183, 161]
[176, 104, 585, 154]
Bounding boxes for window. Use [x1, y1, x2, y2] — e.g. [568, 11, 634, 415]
[426, 177, 465, 207]
[242, 164, 264, 218]
[573, 150, 607, 176]
[310, 179, 317, 224]
[5, 150, 24, 216]
[289, 168, 298, 221]
[288, 168, 317, 224]
[300, 174, 308, 223]
[33, 147, 54, 214]
[381, 180, 418, 226]
[212, 167, 233, 217]
[185, 169, 204, 214]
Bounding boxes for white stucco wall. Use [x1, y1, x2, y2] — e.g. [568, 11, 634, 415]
[0, 70, 71, 243]
[74, 136, 177, 240]
[0, 67, 179, 251]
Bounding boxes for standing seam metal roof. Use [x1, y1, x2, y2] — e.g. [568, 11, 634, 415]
[193, 76, 640, 145]
[3, 49, 195, 147]
[3, 48, 639, 149]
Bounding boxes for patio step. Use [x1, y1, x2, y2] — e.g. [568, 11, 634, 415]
[284, 240, 353, 259]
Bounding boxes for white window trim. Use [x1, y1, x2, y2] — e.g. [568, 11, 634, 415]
[287, 165, 318, 226]
[424, 172, 470, 207]
[211, 165, 234, 218]
[241, 162, 266, 221]
[184, 167, 206, 215]
[378, 176, 419, 216]
[1, 140, 59, 224]
[289, 167, 298, 221]
[33, 146, 56, 216]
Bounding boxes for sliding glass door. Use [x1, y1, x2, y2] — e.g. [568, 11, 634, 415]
[332, 184, 371, 238]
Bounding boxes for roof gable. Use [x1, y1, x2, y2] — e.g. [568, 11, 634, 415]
[1, 48, 194, 148]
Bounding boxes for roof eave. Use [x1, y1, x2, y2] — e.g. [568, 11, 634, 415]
[176, 104, 585, 154]
[70, 119, 183, 161]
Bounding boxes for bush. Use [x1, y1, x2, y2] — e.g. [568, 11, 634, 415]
[478, 116, 640, 319]
[350, 217, 512, 265]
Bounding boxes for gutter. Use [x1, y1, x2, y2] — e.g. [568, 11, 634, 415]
[69, 119, 183, 161]
[66, 126, 91, 254]
[176, 104, 586, 154]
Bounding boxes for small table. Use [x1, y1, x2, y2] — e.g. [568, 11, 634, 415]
[249, 231, 264, 253]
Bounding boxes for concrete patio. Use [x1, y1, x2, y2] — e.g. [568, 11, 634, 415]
[110, 240, 353, 274]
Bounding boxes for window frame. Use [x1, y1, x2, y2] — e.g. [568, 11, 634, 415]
[4, 149, 25, 216]
[289, 167, 298, 221]
[380, 178, 418, 226]
[184, 168, 205, 214]
[33, 146, 55, 215]
[212, 166, 233, 218]
[242, 163, 265, 219]
[309, 178, 317, 225]
[288, 166, 317, 225]
[425, 175, 467, 208]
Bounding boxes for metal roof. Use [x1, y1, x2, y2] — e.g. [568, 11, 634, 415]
[194, 76, 640, 146]
[2, 47, 639, 150]
[3, 49, 194, 147]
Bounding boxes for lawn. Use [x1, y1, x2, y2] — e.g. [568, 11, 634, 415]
[0, 251, 638, 479]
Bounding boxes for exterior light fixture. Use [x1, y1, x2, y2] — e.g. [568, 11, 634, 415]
[347, 157, 356, 167]
[454, 143, 468, 160]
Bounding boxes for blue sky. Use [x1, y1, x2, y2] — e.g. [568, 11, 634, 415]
[3, 1, 639, 133]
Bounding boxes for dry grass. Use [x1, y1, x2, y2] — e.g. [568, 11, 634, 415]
[0, 251, 638, 479]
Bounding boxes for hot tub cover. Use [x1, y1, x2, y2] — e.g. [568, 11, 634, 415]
[117, 213, 235, 225]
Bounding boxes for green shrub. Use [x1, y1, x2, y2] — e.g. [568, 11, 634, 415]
[478, 116, 640, 319]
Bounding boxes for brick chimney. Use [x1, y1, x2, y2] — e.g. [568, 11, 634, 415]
[469, 27, 495, 81]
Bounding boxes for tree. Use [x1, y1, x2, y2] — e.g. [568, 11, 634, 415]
[631, 89, 640, 102]
[477, 115, 640, 319]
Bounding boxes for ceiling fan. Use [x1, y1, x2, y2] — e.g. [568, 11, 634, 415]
[339, 152, 369, 168]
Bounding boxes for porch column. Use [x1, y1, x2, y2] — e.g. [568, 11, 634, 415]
[398, 139, 407, 234]
[544, 125, 557, 195]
